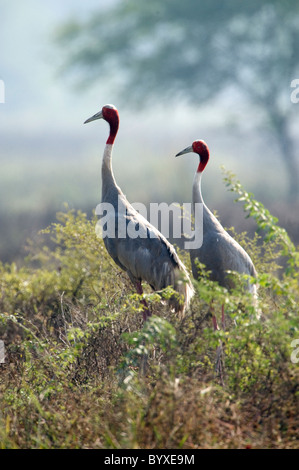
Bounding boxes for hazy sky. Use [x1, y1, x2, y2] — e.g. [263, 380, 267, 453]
[0, 1, 231, 136]
[1, 1, 112, 134]
[1, 1, 298, 268]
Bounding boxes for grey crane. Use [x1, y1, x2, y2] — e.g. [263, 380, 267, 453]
[84, 104, 194, 321]
[176, 139, 258, 331]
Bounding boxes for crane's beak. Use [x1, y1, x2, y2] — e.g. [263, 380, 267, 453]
[84, 110, 103, 124]
[175, 145, 193, 157]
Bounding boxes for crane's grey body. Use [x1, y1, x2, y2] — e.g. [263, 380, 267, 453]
[102, 144, 193, 309]
[191, 172, 257, 293]
[103, 196, 189, 293]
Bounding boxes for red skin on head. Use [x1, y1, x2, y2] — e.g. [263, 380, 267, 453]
[192, 140, 210, 173]
[102, 106, 119, 145]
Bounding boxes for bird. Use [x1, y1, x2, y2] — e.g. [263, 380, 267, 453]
[84, 104, 194, 322]
[176, 139, 258, 334]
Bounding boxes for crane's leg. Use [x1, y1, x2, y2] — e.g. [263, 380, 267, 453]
[135, 281, 151, 321]
[209, 300, 219, 330]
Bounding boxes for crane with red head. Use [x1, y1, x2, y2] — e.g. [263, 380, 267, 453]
[84, 104, 194, 321]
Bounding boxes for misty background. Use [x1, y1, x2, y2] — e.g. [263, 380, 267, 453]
[1, 0, 299, 264]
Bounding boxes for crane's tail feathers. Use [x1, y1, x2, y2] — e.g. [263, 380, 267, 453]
[170, 268, 195, 318]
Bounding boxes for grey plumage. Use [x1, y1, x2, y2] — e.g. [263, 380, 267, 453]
[190, 188, 257, 293]
[84, 104, 194, 319]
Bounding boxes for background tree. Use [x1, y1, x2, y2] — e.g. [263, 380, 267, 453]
[58, 0, 299, 201]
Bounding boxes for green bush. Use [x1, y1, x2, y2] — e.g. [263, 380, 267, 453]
[0, 175, 298, 449]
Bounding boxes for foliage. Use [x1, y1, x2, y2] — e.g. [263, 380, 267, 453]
[57, 0, 299, 105]
[0, 177, 298, 448]
[223, 167, 299, 277]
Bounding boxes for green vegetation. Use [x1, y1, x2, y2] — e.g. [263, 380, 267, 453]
[0, 174, 298, 449]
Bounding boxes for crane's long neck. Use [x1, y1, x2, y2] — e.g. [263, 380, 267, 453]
[101, 117, 120, 202]
[192, 170, 221, 233]
[102, 143, 121, 203]
[192, 150, 209, 207]
[192, 171, 204, 206]
[102, 143, 115, 177]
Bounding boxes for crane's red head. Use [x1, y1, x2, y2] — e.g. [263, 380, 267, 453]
[176, 139, 210, 173]
[84, 104, 119, 145]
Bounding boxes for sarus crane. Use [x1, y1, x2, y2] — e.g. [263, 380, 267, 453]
[176, 140, 258, 374]
[84, 104, 194, 321]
